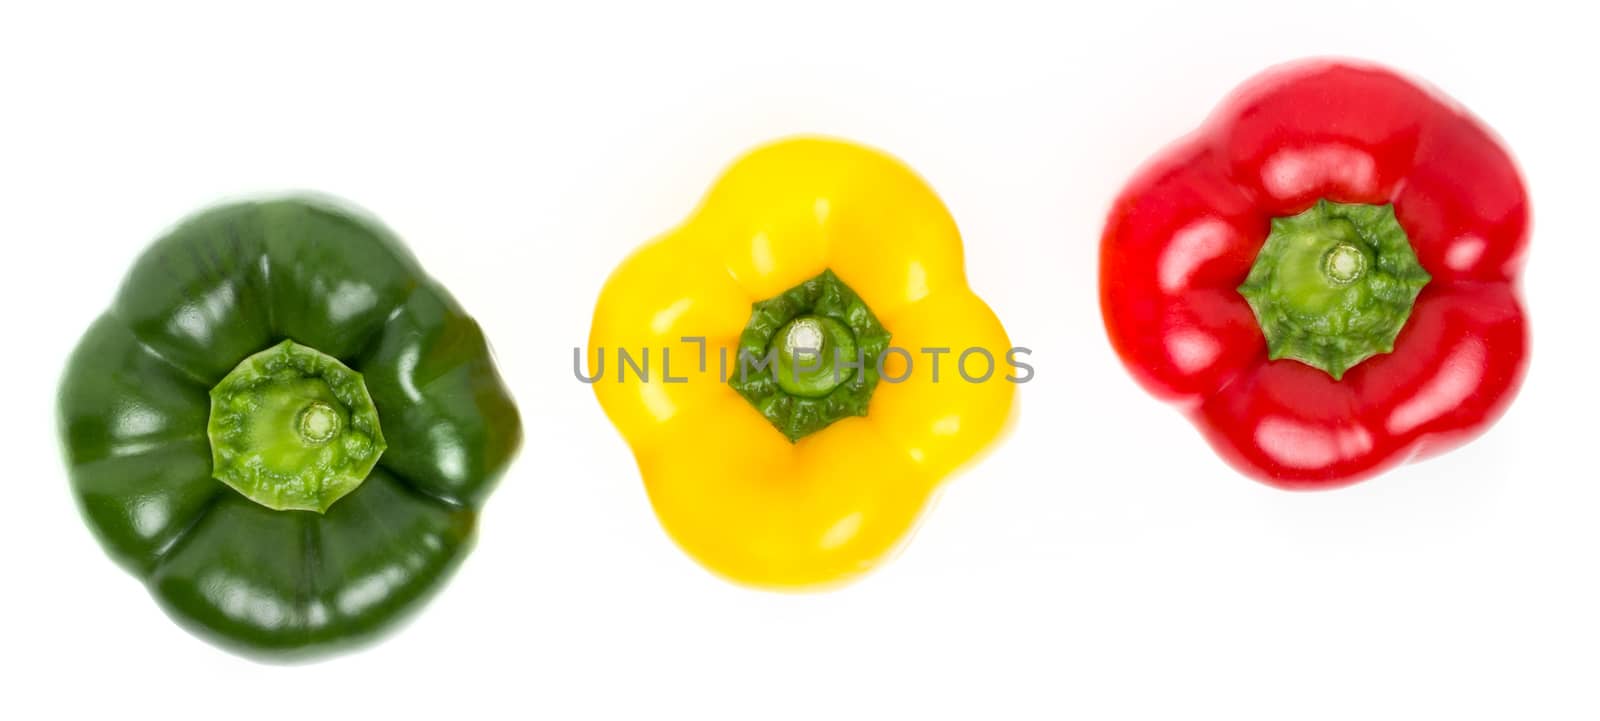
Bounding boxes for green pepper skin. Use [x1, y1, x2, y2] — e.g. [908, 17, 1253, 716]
[58, 197, 521, 660]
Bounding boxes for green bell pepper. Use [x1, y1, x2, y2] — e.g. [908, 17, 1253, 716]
[58, 196, 521, 660]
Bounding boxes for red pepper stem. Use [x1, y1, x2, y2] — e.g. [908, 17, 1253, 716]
[1323, 244, 1366, 284]
[1237, 200, 1431, 380]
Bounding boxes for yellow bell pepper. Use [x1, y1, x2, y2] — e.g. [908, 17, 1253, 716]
[588, 137, 1015, 589]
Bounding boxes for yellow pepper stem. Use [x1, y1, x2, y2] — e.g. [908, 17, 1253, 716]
[729, 269, 891, 442]
[772, 315, 858, 398]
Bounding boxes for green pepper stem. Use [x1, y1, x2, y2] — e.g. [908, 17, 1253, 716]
[208, 340, 386, 513]
[296, 402, 342, 444]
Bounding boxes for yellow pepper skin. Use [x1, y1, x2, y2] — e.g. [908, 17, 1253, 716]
[589, 137, 1015, 589]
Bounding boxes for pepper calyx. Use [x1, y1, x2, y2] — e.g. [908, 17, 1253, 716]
[207, 339, 387, 513]
[1238, 199, 1431, 379]
[729, 269, 891, 442]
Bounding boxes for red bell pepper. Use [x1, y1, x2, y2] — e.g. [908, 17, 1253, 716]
[1100, 59, 1529, 489]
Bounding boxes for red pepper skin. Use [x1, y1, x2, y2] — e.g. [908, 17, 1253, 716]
[1100, 59, 1529, 489]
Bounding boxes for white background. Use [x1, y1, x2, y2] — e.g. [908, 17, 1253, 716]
[2, 1, 1596, 718]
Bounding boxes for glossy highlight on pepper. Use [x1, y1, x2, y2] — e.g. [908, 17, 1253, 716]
[58, 196, 522, 659]
[589, 137, 1015, 588]
[1100, 59, 1529, 489]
